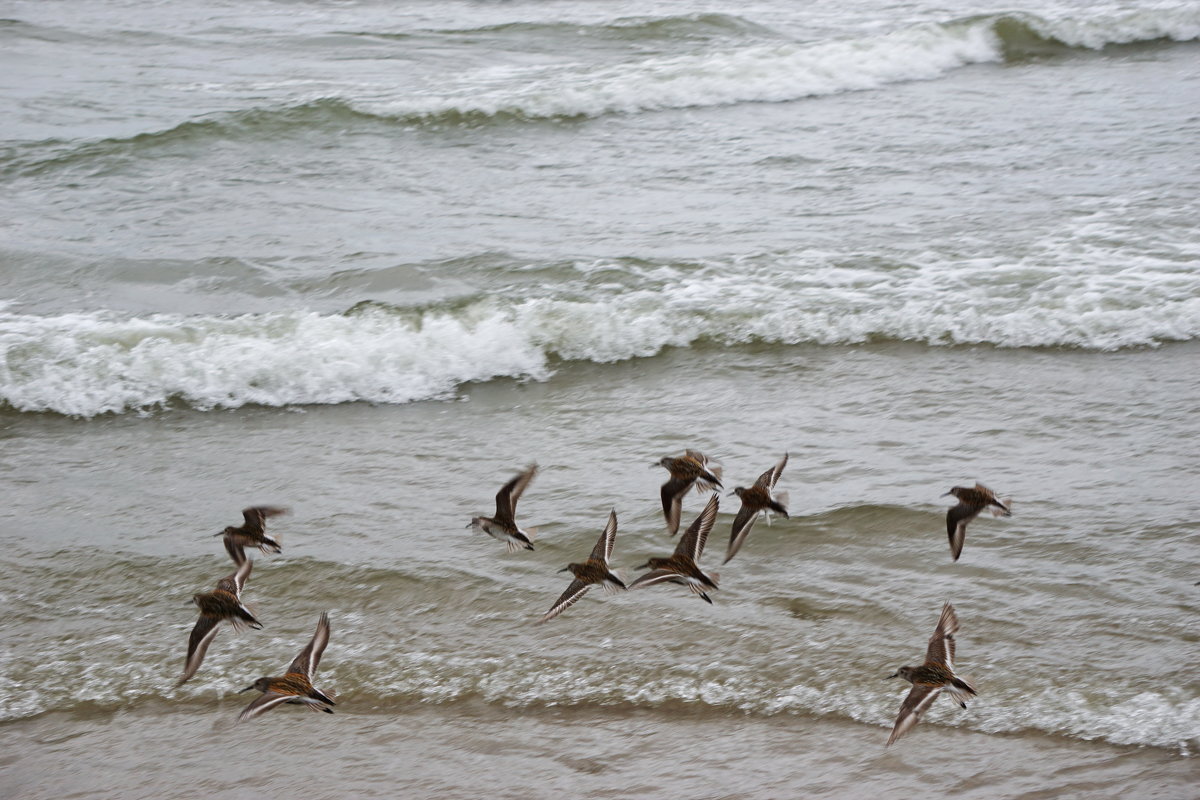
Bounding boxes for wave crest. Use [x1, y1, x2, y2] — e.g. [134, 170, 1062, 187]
[3, 246, 1199, 416]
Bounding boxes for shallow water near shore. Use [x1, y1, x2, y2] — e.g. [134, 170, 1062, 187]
[3, 0, 1199, 796]
[3, 344, 1199, 796]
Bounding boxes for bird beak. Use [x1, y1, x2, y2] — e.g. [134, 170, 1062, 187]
[636, 561, 651, 570]
[558, 566, 570, 573]
[886, 672, 899, 679]
[464, 522, 474, 529]
[940, 491, 953, 497]
[239, 685, 256, 693]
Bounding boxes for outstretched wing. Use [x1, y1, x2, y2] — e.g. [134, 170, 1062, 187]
[177, 616, 220, 686]
[724, 502, 759, 564]
[241, 506, 288, 536]
[946, 504, 978, 562]
[216, 558, 253, 597]
[237, 691, 294, 723]
[676, 492, 720, 561]
[755, 453, 789, 491]
[627, 568, 683, 591]
[288, 612, 330, 678]
[589, 510, 618, 564]
[886, 684, 943, 746]
[494, 464, 538, 524]
[926, 603, 959, 667]
[222, 534, 247, 566]
[660, 478, 691, 536]
[537, 579, 592, 624]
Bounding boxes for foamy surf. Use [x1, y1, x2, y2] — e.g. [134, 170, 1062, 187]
[2, 248, 1198, 416]
[357, 8, 1200, 122]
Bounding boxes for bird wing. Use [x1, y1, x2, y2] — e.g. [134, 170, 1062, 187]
[222, 534, 247, 566]
[660, 477, 691, 536]
[241, 506, 288, 536]
[677, 492, 720, 561]
[216, 558, 253, 597]
[627, 568, 683, 591]
[288, 612, 330, 678]
[926, 602, 959, 667]
[886, 683, 944, 746]
[589, 509, 618, 564]
[724, 502, 759, 564]
[755, 452, 789, 490]
[177, 616, 221, 686]
[946, 503, 978, 562]
[237, 691, 294, 723]
[494, 464, 537, 524]
[538, 579, 592, 624]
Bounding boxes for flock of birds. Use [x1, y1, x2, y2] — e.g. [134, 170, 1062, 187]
[179, 449, 1012, 744]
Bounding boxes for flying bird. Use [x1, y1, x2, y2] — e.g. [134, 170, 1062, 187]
[468, 463, 539, 552]
[629, 492, 721, 603]
[176, 553, 261, 686]
[538, 509, 626, 623]
[237, 612, 336, 722]
[657, 450, 722, 536]
[943, 483, 1011, 561]
[724, 453, 789, 563]
[886, 602, 976, 746]
[218, 506, 289, 563]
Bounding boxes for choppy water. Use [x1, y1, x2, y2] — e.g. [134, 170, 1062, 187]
[2, 1, 1199, 798]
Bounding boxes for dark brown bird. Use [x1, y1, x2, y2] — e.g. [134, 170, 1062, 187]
[217, 506, 290, 563]
[724, 453, 790, 563]
[656, 449, 723, 536]
[237, 612, 335, 722]
[468, 463, 539, 552]
[944, 483, 1011, 561]
[538, 509, 625, 623]
[887, 602, 976, 746]
[629, 492, 720, 603]
[176, 552, 261, 686]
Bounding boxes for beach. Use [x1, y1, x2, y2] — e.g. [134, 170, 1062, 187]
[2, 1, 1199, 797]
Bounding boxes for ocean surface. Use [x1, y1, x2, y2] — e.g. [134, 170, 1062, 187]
[2, 0, 1198, 797]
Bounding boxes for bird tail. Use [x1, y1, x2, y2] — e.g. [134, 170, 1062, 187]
[770, 491, 790, 518]
[695, 466, 723, 492]
[947, 674, 977, 707]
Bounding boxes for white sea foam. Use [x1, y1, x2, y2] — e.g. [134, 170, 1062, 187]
[8, 645, 1196, 751]
[3, 246, 1199, 416]
[371, 22, 1005, 120]
[358, 8, 1200, 121]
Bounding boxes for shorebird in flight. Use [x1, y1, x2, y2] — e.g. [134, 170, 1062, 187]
[176, 552, 261, 686]
[656, 450, 722, 537]
[724, 453, 789, 563]
[886, 602, 976, 746]
[943, 483, 1011, 561]
[237, 612, 336, 722]
[538, 509, 625, 623]
[630, 492, 721, 604]
[469, 463, 539, 552]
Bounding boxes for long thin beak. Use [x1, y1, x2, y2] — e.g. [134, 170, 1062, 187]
[464, 522, 474, 529]
[558, 566, 570, 573]
[636, 561, 651, 570]
[940, 491, 953, 497]
[239, 685, 256, 693]
[886, 672, 899, 679]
